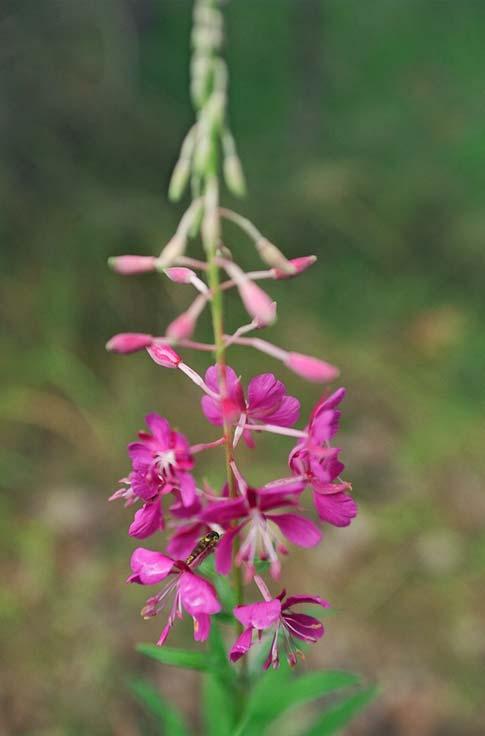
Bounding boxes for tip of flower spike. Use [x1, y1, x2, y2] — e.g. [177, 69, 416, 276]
[108, 255, 158, 275]
[285, 352, 339, 383]
[106, 333, 153, 354]
[273, 256, 317, 280]
[147, 342, 182, 368]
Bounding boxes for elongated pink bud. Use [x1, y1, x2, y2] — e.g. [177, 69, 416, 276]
[166, 312, 195, 340]
[285, 352, 339, 382]
[108, 256, 158, 275]
[238, 280, 276, 326]
[147, 342, 182, 368]
[273, 256, 316, 280]
[106, 333, 153, 354]
[164, 267, 195, 284]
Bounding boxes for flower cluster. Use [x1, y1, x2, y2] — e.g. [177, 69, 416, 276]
[108, 207, 357, 667]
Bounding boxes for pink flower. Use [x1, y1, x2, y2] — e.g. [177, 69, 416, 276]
[200, 482, 320, 580]
[106, 332, 153, 354]
[129, 547, 221, 645]
[166, 497, 209, 560]
[201, 366, 300, 446]
[229, 588, 329, 668]
[109, 255, 158, 275]
[113, 414, 197, 538]
[128, 501, 164, 538]
[289, 388, 357, 527]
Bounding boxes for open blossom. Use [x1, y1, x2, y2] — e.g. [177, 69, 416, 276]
[230, 588, 330, 668]
[200, 482, 320, 580]
[128, 413, 195, 504]
[201, 366, 300, 446]
[289, 388, 357, 527]
[110, 414, 197, 538]
[129, 547, 221, 645]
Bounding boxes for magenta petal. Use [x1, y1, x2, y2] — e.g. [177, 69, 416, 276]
[313, 491, 357, 527]
[262, 477, 306, 495]
[283, 612, 324, 642]
[267, 513, 322, 548]
[205, 364, 239, 394]
[282, 595, 330, 610]
[178, 472, 196, 507]
[266, 395, 301, 427]
[247, 373, 284, 411]
[166, 523, 204, 560]
[129, 547, 174, 585]
[178, 572, 221, 615]
[233, 599, 281, 630]
[215, 525, 242, 575]
[144, 413, 171, 444]
[201, 395, 223, 425]
[193, 613, 211, 642]
[128, 502, 164, 539]
[201, 497, 248, 525]
[229, 626, 254, 662]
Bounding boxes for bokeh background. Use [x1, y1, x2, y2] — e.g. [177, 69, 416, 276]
[2, 1, 485, 734]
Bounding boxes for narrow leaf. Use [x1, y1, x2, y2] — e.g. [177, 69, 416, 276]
[129, 678, 190, 736]
[238, 670, 360, 735]
[305, 685, 378, 736]
[202, 674, 235, 736]
[137, 643, 209, 671]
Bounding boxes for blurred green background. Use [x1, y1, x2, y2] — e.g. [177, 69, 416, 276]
[2, 0, 485, 734]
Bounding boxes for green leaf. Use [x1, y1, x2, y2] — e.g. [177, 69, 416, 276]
[137, 643, 209, 671]
[129, 678, 190, 736]
[304, 685, 378, 736]
[202, 674, 235, 736]
[236, 669, 361, 736]
[233, 666, 289, 736]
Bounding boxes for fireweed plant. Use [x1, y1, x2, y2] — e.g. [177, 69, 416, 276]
[107, 1, 376, 732]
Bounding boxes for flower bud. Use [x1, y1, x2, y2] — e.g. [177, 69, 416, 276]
[106, 333, 153, 354]
[273, 255, 317, 280]
[223, 154, 246, 197]
[158, 235, 186, 269]
[166, 312, 195, 341]
[257, 238, 295, 274]
[164, 267, 195, 284]
[108, 255, 158, 275]
[238, 281, 276, 326]
[147, 342, 182, 368]
[168, 157, 191, 202]
[285, 352, 339, 383]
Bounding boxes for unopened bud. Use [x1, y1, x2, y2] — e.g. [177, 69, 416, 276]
[193, 134, 213, 176]
[257, 238, 295, 274]
[108, 255, 158, 275]
[238, 281, 277, 326]
[165, 312, 196, 341]
[285, 352, 339, 383]
[164, 267, 195, 284]
[106, 333, 153, 354]
[158, 235, 186, 269]
[273, 255, 317, 280]
[168, 158, 191, 202]
[147, 342, 182, 368]
[223, 154, 246, 197]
